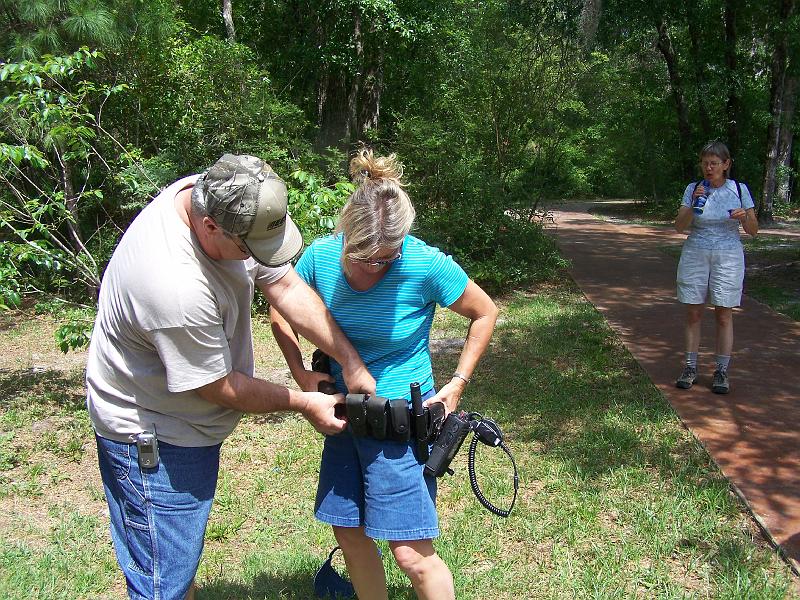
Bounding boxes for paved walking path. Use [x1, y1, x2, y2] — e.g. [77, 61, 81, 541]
[549, 202, 800, 575]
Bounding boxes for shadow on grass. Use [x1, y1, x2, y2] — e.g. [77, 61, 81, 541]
[199, 569, 414, 600]
[427, 289, 795, 587]
[0, 368, 86, 415]
[435, 289, 723, 489]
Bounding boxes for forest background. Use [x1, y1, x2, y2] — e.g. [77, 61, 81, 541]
[1, 0, 798, 341]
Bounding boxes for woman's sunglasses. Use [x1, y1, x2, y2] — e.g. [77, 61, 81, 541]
[350, 252, 402, 267]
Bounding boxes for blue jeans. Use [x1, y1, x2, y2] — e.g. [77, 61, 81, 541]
[96, 435, 220, 600]
[314, 389, 439, 541]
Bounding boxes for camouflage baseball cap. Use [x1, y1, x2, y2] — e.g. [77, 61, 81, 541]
[191, 154, 303, 267]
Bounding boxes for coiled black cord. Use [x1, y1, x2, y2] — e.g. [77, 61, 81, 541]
[466, 416, 519, 518]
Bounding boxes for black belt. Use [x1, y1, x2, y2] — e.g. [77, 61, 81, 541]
[345, 389, 444, 446]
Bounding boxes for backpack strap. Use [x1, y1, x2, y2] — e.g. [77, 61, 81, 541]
[733, 179, 743, 208]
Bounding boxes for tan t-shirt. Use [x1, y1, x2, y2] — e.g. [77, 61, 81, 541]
[86, 176, 289, 446]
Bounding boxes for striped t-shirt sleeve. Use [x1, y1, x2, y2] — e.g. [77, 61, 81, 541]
[294, 244, 316, 287]
[421, 248, 469, 308]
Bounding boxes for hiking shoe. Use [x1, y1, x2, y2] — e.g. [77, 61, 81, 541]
[675, 366, 697, 389]
[712, 369, 730, 394]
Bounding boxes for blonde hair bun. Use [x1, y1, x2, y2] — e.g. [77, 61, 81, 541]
[349, 148, 404, 185]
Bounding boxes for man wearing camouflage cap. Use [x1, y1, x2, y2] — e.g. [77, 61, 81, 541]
[86, 154, 375, 600]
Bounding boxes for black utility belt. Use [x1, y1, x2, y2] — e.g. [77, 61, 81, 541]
[345, 393, 445, 443]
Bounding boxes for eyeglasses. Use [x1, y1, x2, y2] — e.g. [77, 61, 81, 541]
[350, 252, 402, 267]
[700, 160, 724, 168]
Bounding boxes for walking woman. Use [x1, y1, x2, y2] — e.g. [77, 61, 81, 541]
[674, 141, 758, 393]
[271, 149, 497, 599]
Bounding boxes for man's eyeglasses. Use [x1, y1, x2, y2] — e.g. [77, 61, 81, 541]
[350, 252, 402, 267]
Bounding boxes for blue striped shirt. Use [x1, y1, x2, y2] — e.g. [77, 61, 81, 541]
[295, 234, 469, 400]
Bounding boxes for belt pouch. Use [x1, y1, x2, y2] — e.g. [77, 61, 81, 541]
[366, 395, 388, 440]
[424, 402, 446, 442]
[387, 399, 411, 442]
[346, 394, 368, 437]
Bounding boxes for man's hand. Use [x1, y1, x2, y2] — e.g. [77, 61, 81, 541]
[297, 391, 348, 435]
[263, 269, 376, 395]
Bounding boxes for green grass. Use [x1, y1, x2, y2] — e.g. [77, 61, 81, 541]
[743, 237, 800, 321]
[0, 287, 796, 599]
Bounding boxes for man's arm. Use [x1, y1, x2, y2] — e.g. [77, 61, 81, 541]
[194, 370, 346, 435]
[259, 267, 375, 395]
[270, 305, 334, 392]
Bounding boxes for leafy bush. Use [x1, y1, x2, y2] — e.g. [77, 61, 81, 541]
[287, 170, 353, 245]
[417, 204, 567, 295]
[0, 244, 22, 310]
[150, 34, 312, 177]
[54, 308, 95, 353]
[0, 48, 121, 302]
[113, 150, 182, 213]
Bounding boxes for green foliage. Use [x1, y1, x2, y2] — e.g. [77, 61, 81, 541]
[113, 149, 181, 212]
[2, 0, 175, 60]
[1, 0, 795, 346]
[54, 312, 94, 353]
[0, 48, 117, 302]
[150, 33, 312, 176]
[0, 245, 23, 310]
[419, 205, 567, 294]
[287, 170, 354, 244]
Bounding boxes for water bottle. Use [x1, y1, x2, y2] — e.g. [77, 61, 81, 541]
[693, 180, 710, 215]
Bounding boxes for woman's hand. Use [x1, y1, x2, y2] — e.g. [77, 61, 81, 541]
[692, 184, 707, 199]
[296, 368, 336, 393]
[729, 208, 747, 222]
[423, 377, 468, 417]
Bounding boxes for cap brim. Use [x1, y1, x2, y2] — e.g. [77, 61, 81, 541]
[243, 214, 304, 267]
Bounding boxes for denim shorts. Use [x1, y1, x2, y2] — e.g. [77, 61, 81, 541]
[677, 245, 745, 308]
[96, 434, 220, 600]
[314, 390, 439, 541]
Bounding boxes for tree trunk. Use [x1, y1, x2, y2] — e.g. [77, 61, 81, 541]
[686, 4, 711, 139]
[759, 0, 795, 224]
[346, 8, 363, 143]
[313, 10, 348, 151]
[776, 73, 799, 204]
[359, 35, 384, 138]
[316, 69, 349, 151]
[580, 0, 602, 49]
[760, 55, 785, 224]
[656, 18, 694, 181]
[222, 0, 236, 43]
[724, 0, 740, 157]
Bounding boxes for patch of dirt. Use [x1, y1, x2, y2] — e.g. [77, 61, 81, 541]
[0, 312, 88, 373]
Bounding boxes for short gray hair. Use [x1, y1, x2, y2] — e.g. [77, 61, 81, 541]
[700, 141, 733, 177]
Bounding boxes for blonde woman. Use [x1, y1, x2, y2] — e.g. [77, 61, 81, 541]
[271, 149, 497, 599]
